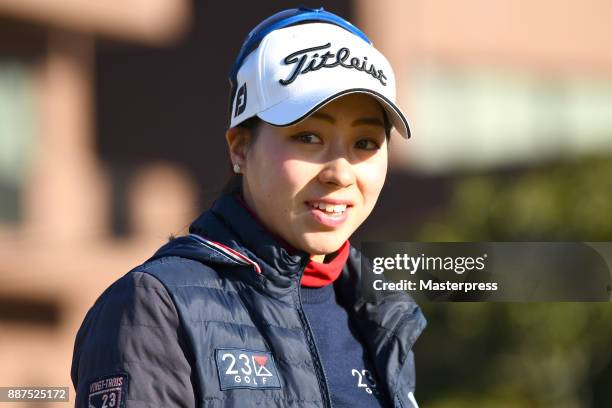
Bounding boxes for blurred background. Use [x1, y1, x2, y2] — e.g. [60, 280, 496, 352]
[0, 0, 611, 407]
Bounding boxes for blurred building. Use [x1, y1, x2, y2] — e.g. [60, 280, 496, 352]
[0, 0, 193, 402]
[357, 0, 612, 172]
[0, 0, 611, 405]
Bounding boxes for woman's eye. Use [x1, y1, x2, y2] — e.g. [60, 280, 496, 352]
[355, 139, 380, 150]
[294, 133, 323, 144]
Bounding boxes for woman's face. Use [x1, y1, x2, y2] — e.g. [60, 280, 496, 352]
[236, 93, 388, 258]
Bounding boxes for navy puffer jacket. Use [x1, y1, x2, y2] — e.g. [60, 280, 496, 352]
[71, 193, 426, 408]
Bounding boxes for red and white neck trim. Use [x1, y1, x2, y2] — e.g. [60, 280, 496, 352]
[189, 233, 262, 274]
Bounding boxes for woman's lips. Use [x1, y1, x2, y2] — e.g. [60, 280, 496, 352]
[305, 202, 351, 228]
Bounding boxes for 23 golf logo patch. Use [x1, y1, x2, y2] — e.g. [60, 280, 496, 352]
[87, 373, 128, 408]
[215, 348, 281, 390]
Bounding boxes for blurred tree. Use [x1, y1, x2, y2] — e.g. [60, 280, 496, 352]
[413, 156, 612, 408]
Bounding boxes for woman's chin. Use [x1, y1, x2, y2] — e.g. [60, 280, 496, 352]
[298, 231, 349, 256]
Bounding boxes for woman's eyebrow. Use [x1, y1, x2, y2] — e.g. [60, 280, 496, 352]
[310, 112, 385, 128]
[351, 117, 385, 128]
[310, 112, 335, 123]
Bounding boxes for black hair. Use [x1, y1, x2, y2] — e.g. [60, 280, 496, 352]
[237, 116, 262, 133]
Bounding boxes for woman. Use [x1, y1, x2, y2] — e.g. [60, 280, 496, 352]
[71, 7, 426, 408]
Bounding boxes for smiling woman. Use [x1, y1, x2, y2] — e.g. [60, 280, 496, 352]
[71, 7, 426, 408]
[228, 94, 389, 260]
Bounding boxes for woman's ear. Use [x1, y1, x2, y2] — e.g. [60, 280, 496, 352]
[225, 126, 252, 170]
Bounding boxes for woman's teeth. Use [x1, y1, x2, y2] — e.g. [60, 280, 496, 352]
[311, 202, 347, 214]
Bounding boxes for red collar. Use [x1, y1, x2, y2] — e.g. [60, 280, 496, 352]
[301, 240, 350, 288]
[236, 193, 350, 287]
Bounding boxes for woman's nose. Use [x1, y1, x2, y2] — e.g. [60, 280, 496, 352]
[317, 157, 356, 188]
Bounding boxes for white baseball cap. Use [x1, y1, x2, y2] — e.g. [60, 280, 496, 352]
[229, 19, 411, 138]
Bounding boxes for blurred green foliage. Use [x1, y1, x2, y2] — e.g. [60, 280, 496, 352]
[413, 156, 612, 408]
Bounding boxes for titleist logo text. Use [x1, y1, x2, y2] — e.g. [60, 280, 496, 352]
[279, 43, 387, 86]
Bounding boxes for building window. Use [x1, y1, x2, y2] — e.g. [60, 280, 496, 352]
[405, 65, 612, 172]
[0, 59, 36, 222]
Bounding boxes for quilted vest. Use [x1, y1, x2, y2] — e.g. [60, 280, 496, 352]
[142, 193, 426, 408]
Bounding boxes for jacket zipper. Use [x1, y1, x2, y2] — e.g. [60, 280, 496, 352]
[295, 262, 334, 408]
